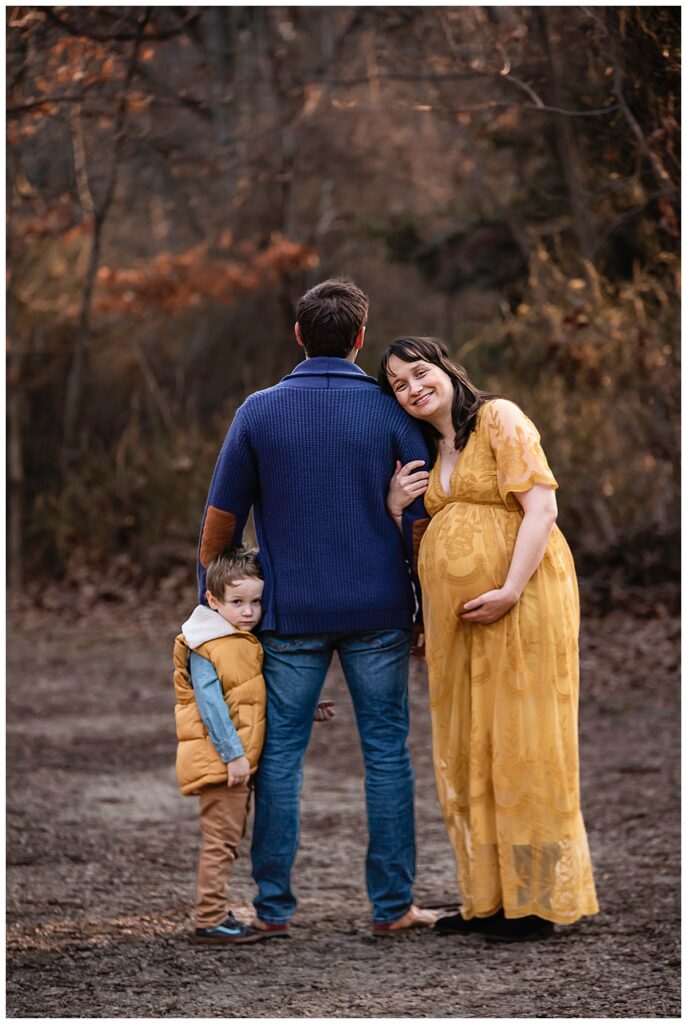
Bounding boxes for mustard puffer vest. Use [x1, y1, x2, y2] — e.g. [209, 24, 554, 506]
[173, 626, 266, 796]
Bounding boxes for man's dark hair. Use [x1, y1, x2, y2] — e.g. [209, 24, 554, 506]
[296, 279, 369, 358]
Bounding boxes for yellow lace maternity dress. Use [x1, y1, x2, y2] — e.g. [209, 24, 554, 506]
[418, 398, 599, 924]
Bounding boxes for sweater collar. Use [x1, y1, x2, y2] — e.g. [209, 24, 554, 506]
[281, 356, 377, 384]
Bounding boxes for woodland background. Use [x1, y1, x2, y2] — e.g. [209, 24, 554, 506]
[6, 6, 680, 608]
[6, 9, 681, 1017]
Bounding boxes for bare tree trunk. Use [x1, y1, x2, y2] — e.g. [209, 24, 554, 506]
[206, 8, 230, 148]
[8, 346, 25, 595]
[61, 10, 149, 469]
[7, 158, 25, 596]
[257, 10, 300, 333]
[535, 10, 595, 266]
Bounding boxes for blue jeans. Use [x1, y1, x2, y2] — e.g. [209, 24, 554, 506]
[251, 629, 415, 925]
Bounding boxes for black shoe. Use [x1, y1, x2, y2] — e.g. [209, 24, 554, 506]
[484, 914, 554, 943]
[194, 913, 266, 945]
[435, 909, 505, 935]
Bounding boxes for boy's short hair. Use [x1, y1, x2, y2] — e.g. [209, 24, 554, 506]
[206, 547, 263, 600]
[296, 278, 369, 358]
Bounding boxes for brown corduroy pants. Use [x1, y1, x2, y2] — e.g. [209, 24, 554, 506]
[195, 781, 251, 927]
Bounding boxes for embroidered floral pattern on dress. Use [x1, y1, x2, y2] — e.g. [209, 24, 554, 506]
[418, 399, 599, 925]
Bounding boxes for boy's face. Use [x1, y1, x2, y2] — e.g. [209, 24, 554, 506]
[207, 578, 264, 632]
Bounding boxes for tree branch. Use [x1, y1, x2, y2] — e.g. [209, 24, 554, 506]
[583, 7, 677, 191]
[7, 93, 87, 115]
[500, 71, 545, 107]
[69, 103, 95, 217]
[612, 61, 675, 190]
[136, 65, 212, 120]
[62, 9, 150, 466]
[592, 187, 680, 255]
[45, 7, 199, 43]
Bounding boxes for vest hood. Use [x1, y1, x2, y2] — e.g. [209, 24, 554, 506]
[181, 604, 235, 650]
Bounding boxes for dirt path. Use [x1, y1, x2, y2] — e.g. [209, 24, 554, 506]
[6, 601, 680, 1018]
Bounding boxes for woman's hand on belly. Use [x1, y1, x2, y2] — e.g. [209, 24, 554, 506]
[461, 583, 519, 624]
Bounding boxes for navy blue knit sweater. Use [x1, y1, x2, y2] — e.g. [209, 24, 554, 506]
[197, 356, 430, 634]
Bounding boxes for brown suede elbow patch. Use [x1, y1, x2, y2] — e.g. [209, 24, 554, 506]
[412, 518, 430, 572]
[199, 506, 237, 568]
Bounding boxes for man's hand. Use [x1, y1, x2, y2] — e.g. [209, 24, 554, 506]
[461, 585, 519, 624]
[314, 700, 336, 722]
[226, 755, 251, 787]
[387, 460, 429, 518]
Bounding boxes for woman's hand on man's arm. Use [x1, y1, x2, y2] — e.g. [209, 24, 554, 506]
[386, 460, 429, 525]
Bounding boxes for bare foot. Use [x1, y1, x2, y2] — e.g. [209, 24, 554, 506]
[373, 904, 439, 935]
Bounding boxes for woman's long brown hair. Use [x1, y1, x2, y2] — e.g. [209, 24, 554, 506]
[378, 337, 499, 455]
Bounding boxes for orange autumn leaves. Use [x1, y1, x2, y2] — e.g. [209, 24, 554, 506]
[93, 237, 319, 319]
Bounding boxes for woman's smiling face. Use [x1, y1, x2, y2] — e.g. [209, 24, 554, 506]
[385, 354, 454, 421]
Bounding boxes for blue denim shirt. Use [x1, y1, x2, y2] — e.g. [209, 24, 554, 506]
[189, 651, 244, 763]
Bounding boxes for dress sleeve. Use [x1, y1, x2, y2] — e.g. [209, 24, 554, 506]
[485, 399, 558, 511]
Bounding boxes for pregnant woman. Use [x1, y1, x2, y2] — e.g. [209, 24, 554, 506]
[380, 337, 599, 942]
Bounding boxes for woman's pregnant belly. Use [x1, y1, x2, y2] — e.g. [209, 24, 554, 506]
[418, 501, 519, 615]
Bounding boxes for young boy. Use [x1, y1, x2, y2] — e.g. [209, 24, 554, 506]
[172, 546, 269, 945]
[173, 546, 335, 945]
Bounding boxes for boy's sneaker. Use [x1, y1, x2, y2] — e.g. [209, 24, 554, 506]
[194, 913, 266, 945]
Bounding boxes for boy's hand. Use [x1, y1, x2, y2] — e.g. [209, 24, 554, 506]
[226, 755, 250, 787]
[314, 700, 336, 722]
